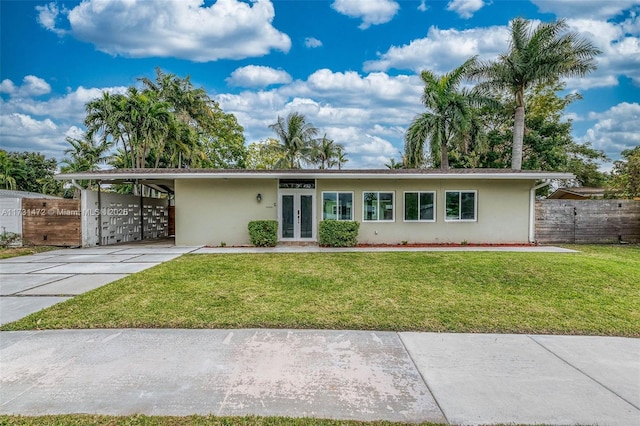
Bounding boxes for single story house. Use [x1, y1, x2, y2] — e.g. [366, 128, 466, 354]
[56, 168, 574, 246]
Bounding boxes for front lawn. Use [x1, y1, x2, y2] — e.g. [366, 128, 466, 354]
[2, 245, 638, 336]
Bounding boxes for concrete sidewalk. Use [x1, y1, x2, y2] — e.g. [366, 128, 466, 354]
[1, 329, 638, 425]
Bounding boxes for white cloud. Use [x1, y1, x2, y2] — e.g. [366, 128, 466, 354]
[40, 0, 291, 62]
[363, 25, 509, 74]
[0, 76, 51, 98]
[0, 79, 17, 95]
[305, 37, 323, 48]
[446, 0, 486, 19]
[215, 69, 423, 167]
[36, 2, 67, 36]
[565, 17, 640, 89]
[417, 0, 428, 12]
[532, 0, 640, 19]
[579, 102, 640, 162]
[226, 66, 292, 88]
[331, 0, 400, 29]
[0, 113, 70, 158]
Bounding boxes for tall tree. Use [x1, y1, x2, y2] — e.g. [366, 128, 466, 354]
[405, 57, 492, 169]
[335, 146, 349, 170]
[308, 135, 343, 169]
[246, 138, 285, 170]
[268, 112, 319, 169]
[608, 147, 640, 198]
[471, 18, 600, 169]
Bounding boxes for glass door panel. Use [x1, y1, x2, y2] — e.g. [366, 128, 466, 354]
[282, 195, 294, 238]
[300, 195, 313, 238]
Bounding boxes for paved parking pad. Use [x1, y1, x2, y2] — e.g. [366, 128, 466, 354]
[0, 274, 73, 295]
[0, 297, 71, 325]
[0, 329, 445, 422]
[18, 274, 129, 296]
[33, 262, 160, 274]
[0, 263, 63, 274]
[0, 243, 200, 326]
[399, 332, 640, 426]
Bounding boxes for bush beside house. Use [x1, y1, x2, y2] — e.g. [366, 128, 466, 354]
[248, 220, 278, 247]
[319, 221, 360, 247]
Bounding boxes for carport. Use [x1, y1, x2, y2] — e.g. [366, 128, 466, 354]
[55, 170, 176, 247]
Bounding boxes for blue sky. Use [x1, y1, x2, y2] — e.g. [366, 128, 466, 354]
[1, 0, 639, 170]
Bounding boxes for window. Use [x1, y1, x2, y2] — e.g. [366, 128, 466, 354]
[363, 192, 394, 222]
[404, 192, 435, 222]
[445, 191, 477, 221]
[322, 192, 353, 220]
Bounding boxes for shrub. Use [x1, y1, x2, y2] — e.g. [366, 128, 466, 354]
[319, 221, 360, 247]
[0, 231, 22, 248]
[248, 220, 278, 247]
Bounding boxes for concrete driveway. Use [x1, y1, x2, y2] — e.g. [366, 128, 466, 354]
[0, 243, 200, 325]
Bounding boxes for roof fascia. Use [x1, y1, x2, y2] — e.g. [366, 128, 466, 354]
[55, 171, 576, 181]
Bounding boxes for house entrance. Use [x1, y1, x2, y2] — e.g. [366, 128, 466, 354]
[278, 179, 316, 242]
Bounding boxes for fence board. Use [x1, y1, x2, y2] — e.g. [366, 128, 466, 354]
[535, 199, 640, 244]
[22, 199, 81, 246]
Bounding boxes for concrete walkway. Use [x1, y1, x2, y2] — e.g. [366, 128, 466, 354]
[0, 243, 200, 325]
[1, 329, 638, 425]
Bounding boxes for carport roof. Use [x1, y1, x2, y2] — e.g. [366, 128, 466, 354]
[56, 168, 575, 182]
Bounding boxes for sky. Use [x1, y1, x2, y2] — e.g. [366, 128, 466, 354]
[1, 0, 639, 170]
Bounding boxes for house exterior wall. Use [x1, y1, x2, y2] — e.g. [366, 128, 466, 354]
[0, 197, 22, 237]
[175, 177, 534, 246]
[317, 179, 533, 244]
[175, 179, 278, 246]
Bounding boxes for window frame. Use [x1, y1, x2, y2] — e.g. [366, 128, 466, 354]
[444, 190, 478, 222]
[403, 191, 436, 223]
[362, 191, 395, 222]
[321, 191, 354, 221]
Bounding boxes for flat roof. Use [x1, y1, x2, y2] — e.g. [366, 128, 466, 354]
[56, 168, 575, 181]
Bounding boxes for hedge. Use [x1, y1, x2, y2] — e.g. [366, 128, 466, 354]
[248, 220, 278, 247]
[318, 220, 360, 247]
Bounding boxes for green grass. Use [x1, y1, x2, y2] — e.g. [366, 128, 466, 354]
[0, 245, 58, 259]
[0, 415, 445, 426]
[2, 245, 638, 336]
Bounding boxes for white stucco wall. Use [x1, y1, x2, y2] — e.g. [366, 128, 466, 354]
[174, 177, 534, 246]
[317, 179, 532, 244]
[175, 179, 278, 246]
[0, 197, 22, 239]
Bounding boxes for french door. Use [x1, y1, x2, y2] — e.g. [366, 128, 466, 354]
[279, 190, 316, 241]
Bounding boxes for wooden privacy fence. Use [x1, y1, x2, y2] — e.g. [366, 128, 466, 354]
[22, 198, 81, 246]
[535, 199, 640, 244]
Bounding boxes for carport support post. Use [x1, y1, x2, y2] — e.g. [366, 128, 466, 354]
[139, 181, 144, 241]
[97, 181, 102, 246]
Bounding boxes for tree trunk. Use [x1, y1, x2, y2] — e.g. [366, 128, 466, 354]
[440, 142, 449, 169]
[512, 105, 525, 170]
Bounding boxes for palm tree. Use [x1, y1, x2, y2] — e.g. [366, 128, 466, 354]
[385, 157, 404, 169]
[405, 57, 485, 169]
[0, 151, 26, 190]
[335, 146, 348, 170]
[308, 135, 342, 169]
[471, 18, 600, 170]
[269, 112, 319, 169]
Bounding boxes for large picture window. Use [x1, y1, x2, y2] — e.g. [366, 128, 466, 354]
[363, 192, 394, 222]
[404, 191, 435, 222]
[322, 192, 353, 220]
[445, 191, 477, 221]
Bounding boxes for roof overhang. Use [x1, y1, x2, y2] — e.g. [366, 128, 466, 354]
[56, 169, 575, 182]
